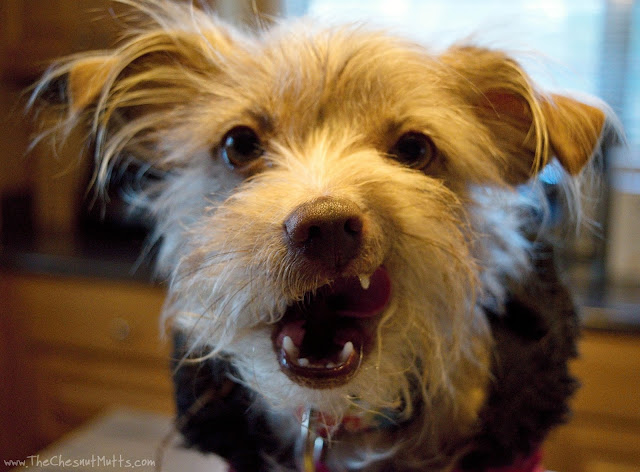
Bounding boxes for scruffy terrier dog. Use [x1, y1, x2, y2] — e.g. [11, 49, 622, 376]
[35, 1, 616, 471]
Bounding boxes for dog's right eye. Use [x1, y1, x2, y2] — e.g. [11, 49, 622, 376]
[219, 126, 264, 169]
[388, 132, 436, 170]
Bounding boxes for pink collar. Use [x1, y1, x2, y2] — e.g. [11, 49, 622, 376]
[310, 451, 544, 472]
[453, 450, 545, 472]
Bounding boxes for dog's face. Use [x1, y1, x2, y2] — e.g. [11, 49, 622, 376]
[40, 0, 606, 446]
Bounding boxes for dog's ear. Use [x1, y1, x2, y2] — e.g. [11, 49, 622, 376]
[441, 46, 607, 183]
[66, 56, 119, 112]
[61, 25, 241, 114]
[32, 10, 246, 182]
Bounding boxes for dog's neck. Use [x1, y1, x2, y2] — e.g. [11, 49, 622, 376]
[294, 404, 411, 471]
[296, 403, 407, 438]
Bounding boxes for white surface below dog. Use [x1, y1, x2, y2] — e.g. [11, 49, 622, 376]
[10, 409, 228, 472]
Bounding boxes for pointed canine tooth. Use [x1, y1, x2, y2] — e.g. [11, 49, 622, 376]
[282, 336, 299, 359]
[358, 275, 371, 290]
[298, 358, 309, 367]
[326, 362, 336, 369]
[339, 341, 354, 363]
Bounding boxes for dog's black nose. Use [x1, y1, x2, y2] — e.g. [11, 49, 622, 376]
[284, 197, 364, 272]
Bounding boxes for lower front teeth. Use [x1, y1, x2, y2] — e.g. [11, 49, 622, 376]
[297, 359, 337, 368]
[283, 339, 355, 368]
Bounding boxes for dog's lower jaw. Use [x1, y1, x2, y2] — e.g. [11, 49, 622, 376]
[261, 312, 491, 471]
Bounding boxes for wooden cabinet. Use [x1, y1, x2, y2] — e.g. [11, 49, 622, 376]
[544, 331, 640, 472]
[0, 0, 126, 83]
[0, 1, 130, 237]
[0, 271, 172, 461]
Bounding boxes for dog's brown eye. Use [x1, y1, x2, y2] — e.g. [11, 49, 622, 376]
[220, 126, 264, 169]
[389, 132, 436, 169]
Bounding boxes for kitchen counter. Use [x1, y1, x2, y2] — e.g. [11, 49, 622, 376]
[0, 232, 156, 282]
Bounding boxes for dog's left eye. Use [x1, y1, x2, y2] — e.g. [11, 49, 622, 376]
[219, 126, 264, 169]
[389, 132, 436, 169]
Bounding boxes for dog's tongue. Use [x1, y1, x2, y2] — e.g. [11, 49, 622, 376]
[327, 267, 392, 318]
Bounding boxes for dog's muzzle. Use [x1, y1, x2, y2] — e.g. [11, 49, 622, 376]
[274, 197, 391, 389]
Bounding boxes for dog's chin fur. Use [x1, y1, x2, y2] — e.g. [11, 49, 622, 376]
[32, 1, 614, 469]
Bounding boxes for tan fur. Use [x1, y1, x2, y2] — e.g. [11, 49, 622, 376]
[33, 1, 611, 470]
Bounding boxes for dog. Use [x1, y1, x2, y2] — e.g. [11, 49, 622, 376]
[34, 1, 617, 470]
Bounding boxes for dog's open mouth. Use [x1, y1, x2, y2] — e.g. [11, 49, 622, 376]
[272, 267, 391, 389]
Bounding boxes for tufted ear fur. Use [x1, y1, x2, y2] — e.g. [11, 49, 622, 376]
[441, 46, 607, 183]
[66, 56, 119, 112]
[55, 0, 244, 115]
[32, 4, 247, 183]
[63, 26, 242, 113]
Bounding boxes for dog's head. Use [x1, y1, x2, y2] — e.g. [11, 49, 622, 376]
[35, 0, 609, 449]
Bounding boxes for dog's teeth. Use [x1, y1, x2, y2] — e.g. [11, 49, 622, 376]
[298, 358, 310, 367]
[358, 275, 371, 290]
[339, 341, 354, 363]
[326, 362, 336, 368]
[282, 336, 299, 359]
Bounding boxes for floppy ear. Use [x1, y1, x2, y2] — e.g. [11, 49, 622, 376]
[33, 0, 245, 119]
[441, 46, 607, 183]
[62, 24, 242, 114]
[67, 56, 119, 112]
[32, 6, 246, 183]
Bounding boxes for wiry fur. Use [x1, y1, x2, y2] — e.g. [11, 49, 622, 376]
[32, 1, 613, 470]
